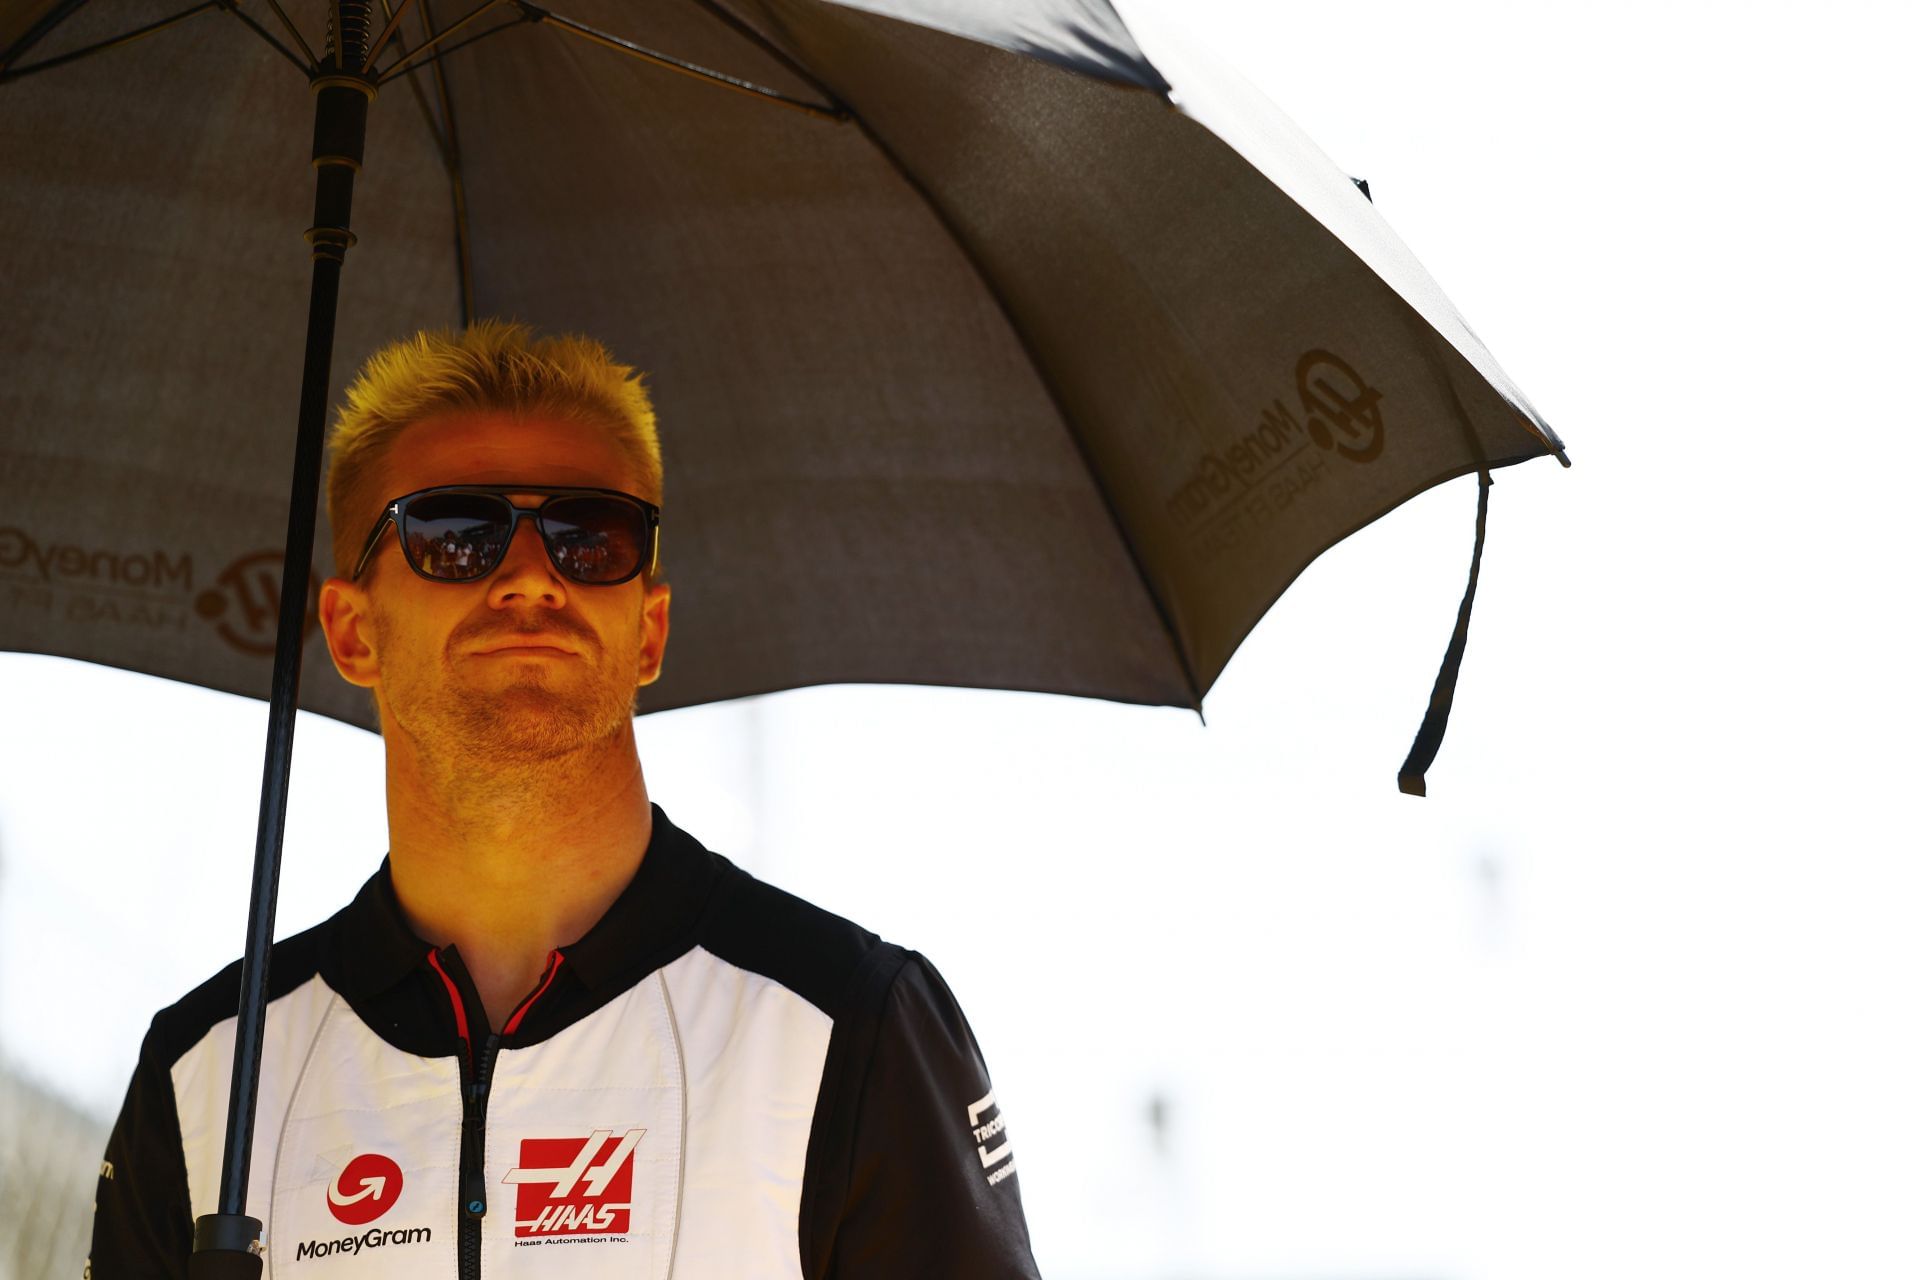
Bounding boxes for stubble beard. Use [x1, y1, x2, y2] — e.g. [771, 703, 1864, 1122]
[382, 635, 641, 797]
[430, 677, 632, 761]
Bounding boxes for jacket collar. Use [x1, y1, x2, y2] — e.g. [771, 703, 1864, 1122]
[561, 803, 721, 989]
[328, 803, 722, 1000]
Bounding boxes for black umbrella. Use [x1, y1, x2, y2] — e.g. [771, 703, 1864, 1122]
[0, 0, 1566, 1271]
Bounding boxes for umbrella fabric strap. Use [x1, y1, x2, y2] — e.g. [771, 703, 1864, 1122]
[1398, 470, 1492, 797]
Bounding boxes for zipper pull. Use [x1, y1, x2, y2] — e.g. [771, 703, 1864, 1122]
[463, 1171, 487, 1219]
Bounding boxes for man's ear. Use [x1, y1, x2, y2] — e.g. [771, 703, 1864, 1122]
[318, 577, 380, 689]
[635, 580, 671, 688]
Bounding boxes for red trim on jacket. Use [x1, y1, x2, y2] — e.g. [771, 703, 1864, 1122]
[426, 948, 470, 1057]
[503, 951, 565, 1036]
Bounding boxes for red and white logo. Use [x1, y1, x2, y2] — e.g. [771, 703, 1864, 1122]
[327, 1153, 404, 1225]
[502, 1129, 645, 1238]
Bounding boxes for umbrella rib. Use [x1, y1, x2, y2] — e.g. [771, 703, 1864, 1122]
[684, 0, 851, 117]
[520, 5, 849, 122]
[375, 0, 511, 78]
[365, 0, 475, 324]
[362, 0, 476, 330]
[371, 13, 527, 85]
[224, 4, 313, 74]
[837, 113, 1205, 709]
[0, 0, 92, 74]
[376, 0, 452, 163]
[421, 0, 477, 327]
[256, 0, 320, 69]
[0, 0, 224, 82]
[363, 0, 419, 68]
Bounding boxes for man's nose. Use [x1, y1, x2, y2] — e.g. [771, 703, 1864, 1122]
[485, 518, 567, 607]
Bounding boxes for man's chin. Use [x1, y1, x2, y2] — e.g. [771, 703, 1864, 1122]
[421, 685, 632, 762]
[490, 694, 620, 749]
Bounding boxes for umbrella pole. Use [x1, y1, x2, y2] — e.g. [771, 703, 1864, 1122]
[189, 45, 373, 1280]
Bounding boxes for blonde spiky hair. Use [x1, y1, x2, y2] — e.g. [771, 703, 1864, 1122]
[324, 319, 664, 579]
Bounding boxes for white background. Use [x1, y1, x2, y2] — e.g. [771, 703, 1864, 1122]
[3, 2, 1917, 1277]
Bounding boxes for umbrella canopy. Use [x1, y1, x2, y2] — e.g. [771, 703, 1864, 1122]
[1, 0, 1564, 731]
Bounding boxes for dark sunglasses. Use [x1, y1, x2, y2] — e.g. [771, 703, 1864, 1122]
[352, 485, 661, 586]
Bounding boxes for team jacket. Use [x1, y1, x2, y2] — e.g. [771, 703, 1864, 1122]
[90, 806, 1039, 1278]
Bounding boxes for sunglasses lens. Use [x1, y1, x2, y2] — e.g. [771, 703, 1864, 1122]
[400, 492, 512, 581]
[540, 496, 649, 583]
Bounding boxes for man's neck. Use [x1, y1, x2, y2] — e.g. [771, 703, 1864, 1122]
[383, 725, 653, 1032]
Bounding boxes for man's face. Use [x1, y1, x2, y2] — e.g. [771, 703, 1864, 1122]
[319, 411, 670, 765]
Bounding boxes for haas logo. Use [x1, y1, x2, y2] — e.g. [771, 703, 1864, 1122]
[327, 1153, 403, 1225]
[503, 1129, 645, 1238]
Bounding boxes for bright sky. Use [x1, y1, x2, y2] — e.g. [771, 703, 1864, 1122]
[3, 3, 1916, 1278]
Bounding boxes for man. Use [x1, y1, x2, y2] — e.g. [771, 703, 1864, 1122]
[90, 321, 1040, 1277]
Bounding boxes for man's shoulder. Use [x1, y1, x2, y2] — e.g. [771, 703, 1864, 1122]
[138, 913, 337, 1073]
[694, 856, 907, 1021]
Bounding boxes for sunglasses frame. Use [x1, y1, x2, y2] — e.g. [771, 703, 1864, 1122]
[351, 484, 661, 586]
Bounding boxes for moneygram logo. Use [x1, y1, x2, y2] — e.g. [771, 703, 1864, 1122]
[294, 1153, 428, 1262]
[1160, 347, 1388, 568]
[327, 1153, 403, 1226]
[1164, 347, 1385, 540]
[194, 549, 321, 656]
[0, 527, 190, 590]
[293, 1225, 430, 1262]
[0, 527, 322, 657]
[503, 1129, 645, 1239]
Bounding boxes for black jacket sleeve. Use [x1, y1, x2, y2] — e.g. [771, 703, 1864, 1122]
[88, 1019, 192, 1279]
[816, 951, 1041, 1280]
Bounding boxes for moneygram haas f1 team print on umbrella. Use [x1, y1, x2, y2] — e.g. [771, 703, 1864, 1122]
[1, 0, 1566, 1270]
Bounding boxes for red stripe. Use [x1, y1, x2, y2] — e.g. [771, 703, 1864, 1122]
[426, 948, 471, 1056]
[502, 951, 565, 1036]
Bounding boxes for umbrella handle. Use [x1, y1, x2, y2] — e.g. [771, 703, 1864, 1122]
[189, 1215, 264, 1279]
[192, 65, 371, 1264]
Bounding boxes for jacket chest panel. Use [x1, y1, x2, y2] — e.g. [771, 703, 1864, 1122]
[261, 978, 686, 1277]
[207, 953, 834, 1277]
[480, 975, 685, 1277]
[266, 1000, 462, 1276]
[660, 948, 832, 1280]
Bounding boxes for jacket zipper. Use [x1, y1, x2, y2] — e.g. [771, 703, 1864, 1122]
[459, 1031, 501, 1280]
[430, 948, 565, 1280]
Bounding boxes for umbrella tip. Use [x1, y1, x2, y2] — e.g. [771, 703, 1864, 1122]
[1351, 176, 1372, 202]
